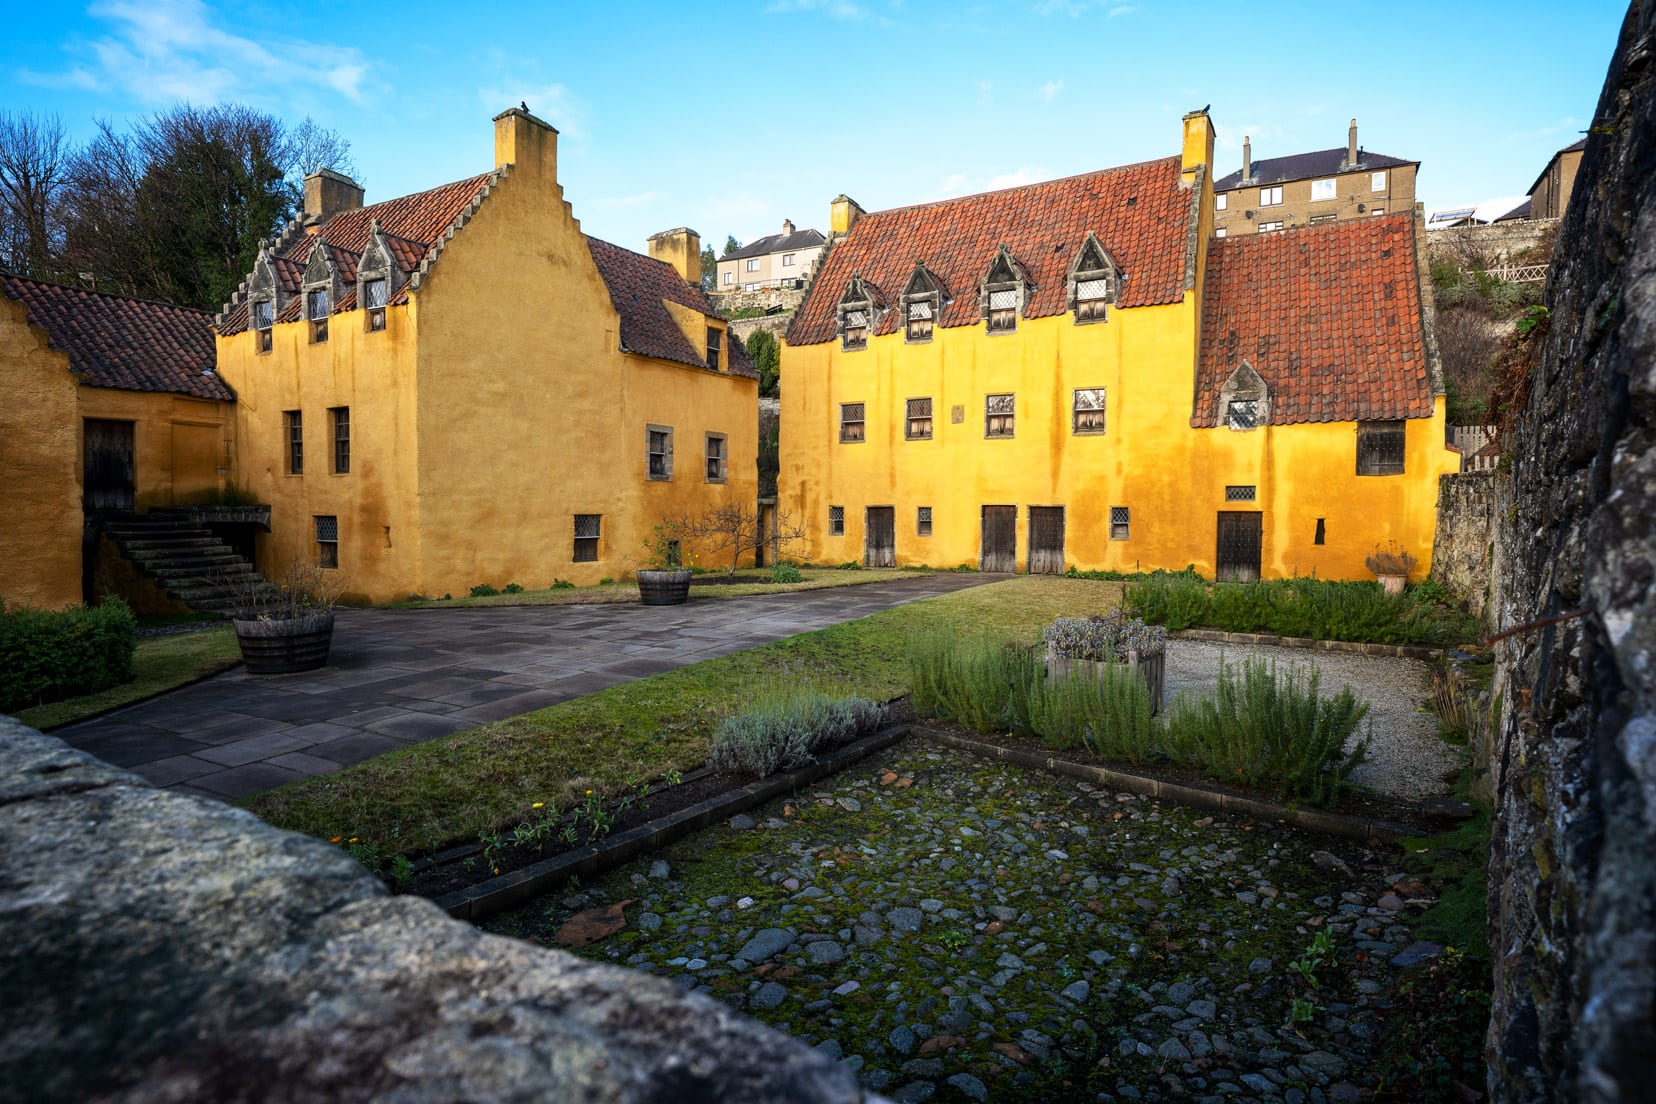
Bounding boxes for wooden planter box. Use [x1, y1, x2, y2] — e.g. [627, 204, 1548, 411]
[1046, 645, 1166, 715]
[636, 569, 694, 606]
[234, 612, 335, 674]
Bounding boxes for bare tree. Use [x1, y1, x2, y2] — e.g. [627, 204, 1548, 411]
[1434, 301, 1503, 425]
[287, 116, 358, 181]
[677, 503, 806, 576]
[0, 111, 70, 277]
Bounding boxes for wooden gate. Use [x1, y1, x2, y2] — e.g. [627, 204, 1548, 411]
[864, 506, 895, 568]
[83, 419, 135, 511]
[980, 505, 1016, 572]
[1027, 506, 1066, 575]
[1216, 511, 1262, 582]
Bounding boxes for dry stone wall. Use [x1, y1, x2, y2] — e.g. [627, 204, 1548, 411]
[0, 718, 863, 1104]
[1431, 471, 1502, 623]
[1484, 3, 1656, 1100]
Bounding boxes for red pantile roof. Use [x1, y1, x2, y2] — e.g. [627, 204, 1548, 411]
[585, 236, 758, 378]
[1194, 215, 1434, 427]
[1, 273, 230, 401]
[788, 157, 1194, 346]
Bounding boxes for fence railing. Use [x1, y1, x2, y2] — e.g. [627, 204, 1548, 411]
[1448, 424, 1500, 472]
[1482, 263, 1549, 284]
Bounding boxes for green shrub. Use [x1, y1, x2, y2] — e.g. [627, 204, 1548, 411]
[549, 579, 575, 590]
[771, 563, 804, 584]
[0, 598, 137, 712]
[1029, 665, 1156, 763]
[907, 630, 1039, 736]
[836, 561, 863, 571]
[1164, 657, 1370, 807]
[1128, 574, 1476, 645]
[1125, 572, 1210, 630]
[469, 584, 499, 597]
[502, 582, 524, 594]
[709, 685, 881, 778]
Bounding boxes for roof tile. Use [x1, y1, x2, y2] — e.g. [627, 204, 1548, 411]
[585, 236, 758, 379]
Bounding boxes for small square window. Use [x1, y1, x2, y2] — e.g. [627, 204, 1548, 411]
[842, 309, 868, 350]
[329, 406, 350, 474]
[906, 299, 934, 342]
[1371, 171, 1387, 192]
[705, 433, 727, 482]
[782, 253, 796, 266]
[283, 410, 303, 475]
[307, 288, 329, 342]
[1311, 178, 1336, 201]
[987, 289, 1017, 333]
[1073, 388, 1106, 433]
[705, 327, 722, 371]
[1260, 185, 1283, 206]
[647, 425, 673, 481]
[1357, 420, 1406, 475]
[906, 397, 933, 440]
[1225, 485, 1256, 502]
[1215, 193, 1228, 211]
[1214, 227, 1227, 238]
[840, 402, 866, 443]
[1258, 221, 1283, 232]
[364, 277, 388, 331]
[829, 505, 845, 536]
[1074, 277, 1110, 323]
[315, 515, 338, 568]
[573, 514, 601, 562]
[252, 299, 273, 353]
[1110, 506, 1130, 541]
[917, 506, 933, 536]
[1314, 518, 1326, 545]
[1309, 213, 1337, 225]
[985, 393, 1015, 438]
[1369, 207, 1385, 216]
[723, 271, 734, 285]
[1226, 400, 1260, 430]
[746, 258, 760, 272]
[744, 282, 759, 292]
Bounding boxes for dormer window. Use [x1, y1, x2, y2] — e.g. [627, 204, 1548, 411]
[987, 290, 1017, 333]
[364, 278, 388, 331]
[706, 326, 722, 371]
[843, 310, 868, 349]
[901, 262, 945, 344]
[838, 274, 878, 351]
[252, 299, 274, 353]
[307, 288, 330, 343]
[1217, 361, 1271, 431]
[1067, 232, 1119, 324]
[907, 300, 933, 342]
[980, 246, 1027, 336]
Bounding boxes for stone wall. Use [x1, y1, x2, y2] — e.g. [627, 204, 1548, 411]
[712, 286, 807, 315]
[730, 312, 793, 345]
[1426, 218, 1559, 267]
[1430, 471, 1502, 623]
[1484, 3, 1656, 1099]
[0, 718, 863, 1103]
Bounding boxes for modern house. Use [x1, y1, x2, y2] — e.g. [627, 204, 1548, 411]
[715, 220, 827, 292]
[214, 109, 757, 604]
[1528, 138, 1586, 221]
[1212, 119, 1418, 237]
[779, 110, 1457, 582]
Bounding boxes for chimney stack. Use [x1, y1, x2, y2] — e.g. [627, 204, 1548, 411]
[1347, 118, 1358, 169]
[830, 195, 865, 240]
[303, 169, 364, 227]
[493, 106, 559, 184]
[1242, 136, 1252, 184]
[646, 227, 702, 285]
[782, 218, 795, 235]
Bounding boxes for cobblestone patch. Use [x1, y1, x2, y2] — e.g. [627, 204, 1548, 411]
[488, 743, 1444, 1102]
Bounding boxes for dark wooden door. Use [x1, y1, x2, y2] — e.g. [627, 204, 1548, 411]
[83, 419, 135, 511]
[1216, 511, 1263, 582]
[980, 505, 1016, 572]
[1027, 506, 1066, 575]
[865, 506, 895, 567]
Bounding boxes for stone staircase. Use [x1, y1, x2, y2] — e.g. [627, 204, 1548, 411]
[101, 511, 274, 617]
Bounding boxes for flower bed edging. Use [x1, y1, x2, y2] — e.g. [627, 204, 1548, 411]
[434, 724, 911, 924]
[913, 724, 1423, 844]
[1171, 628, 1443, 661]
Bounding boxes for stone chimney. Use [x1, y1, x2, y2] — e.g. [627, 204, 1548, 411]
[493, 106, 559, 183]
[1180, 107, 1214, 188]
[782, 218, 795, 236]
[646, 227, 702, 285]
[1242, 136, 1252, 184]
[1347, 118, 1359, 169]
[302, 169, 364, 227]
[830, 195, 865, 240]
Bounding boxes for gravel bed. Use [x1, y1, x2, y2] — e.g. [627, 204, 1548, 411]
[1164, 640, 1462, 803]
[489, 742, 1448, 1103]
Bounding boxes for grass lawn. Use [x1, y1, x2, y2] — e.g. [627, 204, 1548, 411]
[389, 566, 946, 609]
[245, 576, 1126, 857]
[18, 627, 242, 731]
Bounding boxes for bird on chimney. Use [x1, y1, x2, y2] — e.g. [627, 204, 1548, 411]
[520, 100, 529, 112]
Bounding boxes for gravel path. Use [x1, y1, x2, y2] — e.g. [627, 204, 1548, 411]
[490, 742, 1452, 1103]
[1164, 640, 1462, 803]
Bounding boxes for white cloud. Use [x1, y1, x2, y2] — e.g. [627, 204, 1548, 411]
[766, 0, 873, 20]
[1216, 122, 1284, 153]
[1107, 3, 1140, 15]
[478, 81, 585, 140]
[593, 190, 667, 209]
[1038, 80, 1063, 102]
[988, 165, 1051, 190]
[67, 0, 372, 104]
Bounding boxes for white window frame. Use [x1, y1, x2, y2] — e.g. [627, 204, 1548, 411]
[745, 258, 760, 272]
[1371, 171, 1387, 191]
[1215, 227, 1227, 238]
[722, 271, 734, 285]
[1260, 186, 1283, 207]
[1215, 193, 1227, 211]
[1310, 178, 1336, 202]
[1259, 220, 1284, 232]
[782, 253, 796, 267]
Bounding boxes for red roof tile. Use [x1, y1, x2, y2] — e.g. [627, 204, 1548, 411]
[788, 157, 1193, 346]
[1194, 215, 1434, 427]
[585, 236, 757, 378]
[1, 273, 230, 401]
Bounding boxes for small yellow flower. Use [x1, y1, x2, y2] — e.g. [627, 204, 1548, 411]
[532, 802, 545, 809]
[348, 837, 360, 843]
[585, 789, 593, 795]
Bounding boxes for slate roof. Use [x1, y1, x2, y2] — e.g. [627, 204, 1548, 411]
[1194, 214, 1434, 427]
[1495, 198, 1533, 222]
[726, 228, 826, 261]
[788, 157, 1194, 346]
[1214, 148, 1416, 191]
[586, 236, 758, 378]
[1, 273, 231, 401]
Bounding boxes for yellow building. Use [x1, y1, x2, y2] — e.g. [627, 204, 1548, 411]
[0, 274, 234, 609]
[215, 109, 758, 604]
[779, 110, 1457, 582]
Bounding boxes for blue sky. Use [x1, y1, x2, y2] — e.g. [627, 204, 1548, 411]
[5, 0, 1627, 254]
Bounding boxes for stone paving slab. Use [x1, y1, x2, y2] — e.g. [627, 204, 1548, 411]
[56, 574, 999, 800]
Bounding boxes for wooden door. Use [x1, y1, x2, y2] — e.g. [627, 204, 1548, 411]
[864, 506, 895, 568]
[1216, 511, 1263, 582]
[1027, 507, 1066, 575]
[980, 505, 1016, 572]
[83, 419, 135, 511]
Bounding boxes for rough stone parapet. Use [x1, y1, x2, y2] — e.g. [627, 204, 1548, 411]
[730, 312, 793, 345]
[0, 717, 862, 1103]
[1430, 471, 1502, 624]
[711, 286, 807, 315]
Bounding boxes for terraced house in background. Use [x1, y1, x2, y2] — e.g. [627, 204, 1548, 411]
[1211, 118, 1418, 237]
[214, 108, 757, 604]
[715, 219, 827, 291]
[779, 110, 1458, 582]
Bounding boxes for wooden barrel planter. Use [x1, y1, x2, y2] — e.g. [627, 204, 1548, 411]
[234, 612, 335, 674]
[1046, 646, 1167, 715]
[636, 569, 694, 606]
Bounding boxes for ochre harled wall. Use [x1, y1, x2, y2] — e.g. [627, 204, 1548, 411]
[77, 388, 234, 509]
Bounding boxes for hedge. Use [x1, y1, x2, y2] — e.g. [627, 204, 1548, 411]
[0, 598, 137, 713]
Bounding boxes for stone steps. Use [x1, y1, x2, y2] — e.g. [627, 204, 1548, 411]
[102, 514, 275, 617]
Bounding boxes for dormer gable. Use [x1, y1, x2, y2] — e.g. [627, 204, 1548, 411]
[838, 273, 880, 351]
[301, 242, 342, 343]
[247, 242, 285, 352]
[979, 245, 1031, 334]
[1067, 231, 1120, 323]
[356, 218, 401, 332]
[1218, 360, 1271, 429]
[901, 261, 948, 343]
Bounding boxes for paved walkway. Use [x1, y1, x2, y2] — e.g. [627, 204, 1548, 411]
[57, 574, 998, 801]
